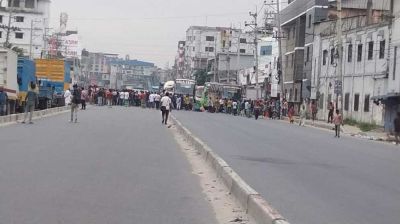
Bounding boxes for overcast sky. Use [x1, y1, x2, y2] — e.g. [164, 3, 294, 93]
[50, 0, 263, 67]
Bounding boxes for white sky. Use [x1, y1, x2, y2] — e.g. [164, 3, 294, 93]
[50, 0, 263, 67]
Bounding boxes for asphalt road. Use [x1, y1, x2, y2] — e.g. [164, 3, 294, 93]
[173, 111, 400, 224]
[0, 107, 216, 224]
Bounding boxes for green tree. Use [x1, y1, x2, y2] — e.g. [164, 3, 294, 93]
[194, 70, 208, 86]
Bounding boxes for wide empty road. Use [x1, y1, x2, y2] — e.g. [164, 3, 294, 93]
[0, 107, 216, 224]
[173, 111, 400, 224]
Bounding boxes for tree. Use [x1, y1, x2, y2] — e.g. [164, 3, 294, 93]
[194, 70, 208, 86]
[11, 46, 24, 56]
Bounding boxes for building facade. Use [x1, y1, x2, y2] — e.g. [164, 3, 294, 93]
[185, 26, 254, 80]
[312, 16, 390, 125]
[280, 0, 329, 106]
[0, 0, 50, 58]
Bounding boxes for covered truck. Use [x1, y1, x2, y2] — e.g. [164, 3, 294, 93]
[0, 48, 18, 114]
[35, 59, 71, 109]
[17, 57, 36, 112]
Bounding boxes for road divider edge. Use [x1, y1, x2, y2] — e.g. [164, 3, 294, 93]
[171, 115, 291, 224]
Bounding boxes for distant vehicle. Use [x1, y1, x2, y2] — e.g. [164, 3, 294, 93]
[175, 79, 195, 97]
[0, 48, 19, 114]
[35, 59, 71, 109]
[163, 80, 175, 94]
[17, 57, 36, 112]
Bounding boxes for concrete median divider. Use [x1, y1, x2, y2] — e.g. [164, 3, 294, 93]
[171, 115, 291, 224]
[0, 106, 69, 126]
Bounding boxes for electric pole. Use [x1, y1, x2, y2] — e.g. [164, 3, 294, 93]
[275, 0, 284, 100]
[335, 0, 343, 113]
[246, 7, 260, 99]
[4, 0, 14, 48]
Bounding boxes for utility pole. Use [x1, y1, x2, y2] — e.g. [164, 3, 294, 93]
[246, 7, 260, 99]
[275, 0, 284, 100]
[335, 0, 343, 112]
[4, 0, 14, 48]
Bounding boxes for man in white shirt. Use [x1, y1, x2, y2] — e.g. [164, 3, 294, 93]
[160, 92, 172, 125]
[245, 101, 250, 118]
[154, 93, 161, 110]
[119, 91, 125, 106]
[124, 91, 130, 107]
[232, 100, 238, 116]
[149, 92, 155, 109]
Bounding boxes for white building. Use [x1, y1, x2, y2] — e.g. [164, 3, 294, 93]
[377, 0, 400, 132]
[185, 26, 254, 78]
[0, 0, 50, 58]
[312, 17, 389, 125]
[238, 36, 280, 99]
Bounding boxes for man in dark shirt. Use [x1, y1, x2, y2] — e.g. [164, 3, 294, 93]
[0, 87, 8, 116]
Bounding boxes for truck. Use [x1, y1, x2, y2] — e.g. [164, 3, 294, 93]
[35, 59, 71, 109]
[17, 57, 36, 112]
[0, 48, 19, 115]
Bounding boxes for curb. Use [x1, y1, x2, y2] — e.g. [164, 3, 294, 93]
[171, 115, 291, 224]
[0, 106, 70, 126]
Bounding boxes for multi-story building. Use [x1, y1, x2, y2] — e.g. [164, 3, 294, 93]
[238, 36, 280, 99]
[110, 58, 157, 91]
[85, 52, 118, 87]
[0, 0, 50, 58]
[377, 0, 400, 132]
[185, 26, 254, 80]
[312, 15, 390, 125]
[280, 0, 329, 107]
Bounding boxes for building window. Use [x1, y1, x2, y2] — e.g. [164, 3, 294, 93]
[354, 94, 360, 111]
[323, 50, 328, 65]
[15, 16, 24, 22]
[206, 36, 214, 41]
[348, 44, 353, 62]
[330, 48, 335, 65]
[8, 0, 20, 7]
[25, 0, 35, 8]
[240, 38, 247, 44]
[394, 46, 398, 80]
[344, 93, 350, 111]
[289, 88, 293, 100]
[229, 41, 232, 47]
[15, 32, 23, 39]
[287, 29, 291, 40]
[364, 94, 370, 112]
[319, 93, 324, 109]
[306, 46, 310, 62]
[222, 40, 226, 48]
[240, 49, 246, 54]
[292, 27, 296, 39]
[379, 40, 385, 59]
[291, 54, 294, 68]
[205, 47, 214, 52]
[260, 46, 272, 56]
[193, 47, 195, 51]
[295, 88, 298, 101]
[308, 14, 312, 28]
[0, 16, 3, 23]
[285, 55, 288, 68]
[357, 44, 363, 62]
[368, 41, 374, 60]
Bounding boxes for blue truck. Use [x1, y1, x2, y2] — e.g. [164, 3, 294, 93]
[17, 57, 36, 112]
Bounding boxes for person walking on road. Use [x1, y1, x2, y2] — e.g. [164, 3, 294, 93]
[299, 104, 307, 126]
[394, 112, 400, 145]
[70, 84, 81, 123]
[311, 100, 318, 124]
[81, 88, 88, 110]
[22, 83, 38, 124]
[328, 102, 334, 123]
[176, 95, 182, 110]
[160, 92, 172, 125]
[333, 109, 343, 138]
[154, 93, 161, 110]
[64, 88, 72, 106]
[288, 105, 295, 124]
